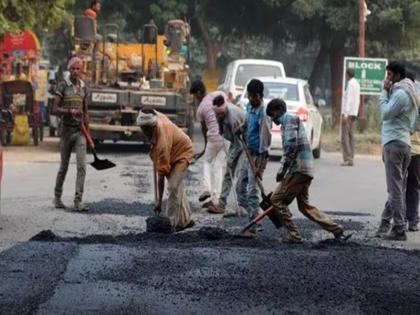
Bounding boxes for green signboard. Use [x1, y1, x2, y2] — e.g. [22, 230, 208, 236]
[343, 57, 388, 95]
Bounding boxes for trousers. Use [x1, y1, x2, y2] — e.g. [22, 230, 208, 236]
[54, 126, 87, 203]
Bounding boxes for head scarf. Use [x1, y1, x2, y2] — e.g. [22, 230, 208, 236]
[136, 109, 158, 127]
[68, 57, 84, 70]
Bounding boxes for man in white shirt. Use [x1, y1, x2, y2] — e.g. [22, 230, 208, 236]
[341, 69, 361, 166]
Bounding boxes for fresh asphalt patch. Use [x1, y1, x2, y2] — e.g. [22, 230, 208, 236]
[1, 226, 420, 314]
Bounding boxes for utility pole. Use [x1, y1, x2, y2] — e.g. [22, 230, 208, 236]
[358, 0, 367, 131]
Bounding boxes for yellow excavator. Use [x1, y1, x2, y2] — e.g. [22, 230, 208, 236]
[68, 16, 192, 143]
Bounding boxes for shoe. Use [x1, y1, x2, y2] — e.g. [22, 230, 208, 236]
[223, 206, 248, 218]
[281, 234, 303, 244]
[340, 161, 354, 167]
[383, 229, 407, 241]
[74, 202, 89, 212]
[375, 221, 391, 238]
[408, 224, 419, 232]
[198, 191, 211, 202]
[333, 225, 344, 239]
[53, 198, 66, 209]
[208, 202, 225, 214]
[175, 219, 195, 232]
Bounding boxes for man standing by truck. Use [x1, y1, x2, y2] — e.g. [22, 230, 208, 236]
[85, 0, 101, 19]
[52, 57, 89, 211]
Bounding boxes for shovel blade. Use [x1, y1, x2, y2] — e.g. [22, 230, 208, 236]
[90, 157, 116, 170]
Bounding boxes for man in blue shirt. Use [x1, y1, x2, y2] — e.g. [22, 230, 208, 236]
[376, 61, 418, 241]
[237, 79, 272, 238]
[266, 99, 344, 243]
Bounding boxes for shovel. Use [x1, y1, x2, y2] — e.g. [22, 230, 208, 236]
[80, 123, 116, 170]
[238, 135, 282, 231]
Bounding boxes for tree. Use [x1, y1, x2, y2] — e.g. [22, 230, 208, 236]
[0, 0, 74, 35]
[264, 0, 420, 126]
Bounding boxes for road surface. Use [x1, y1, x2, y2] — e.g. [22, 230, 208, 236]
[0, 135, 420, 314]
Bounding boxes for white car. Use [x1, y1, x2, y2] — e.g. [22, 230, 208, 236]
[238, 77, 323, 158]
[219, 59, 286, 102]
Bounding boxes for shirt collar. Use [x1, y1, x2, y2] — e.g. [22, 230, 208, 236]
[65, 76, 85, 88]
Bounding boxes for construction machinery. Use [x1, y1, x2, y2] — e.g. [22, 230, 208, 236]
[71, 17, 193, 143]
[0, 31, 45, 146]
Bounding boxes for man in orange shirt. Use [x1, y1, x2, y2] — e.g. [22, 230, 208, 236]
[85, 0, 101, 19]
[136, 108, 195, 231]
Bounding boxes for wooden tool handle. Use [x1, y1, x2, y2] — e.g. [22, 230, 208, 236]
[80, 123, 95, 149]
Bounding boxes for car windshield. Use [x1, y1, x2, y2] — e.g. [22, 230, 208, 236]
[263, 82, 299, 101]
[235, 64, 282, 87]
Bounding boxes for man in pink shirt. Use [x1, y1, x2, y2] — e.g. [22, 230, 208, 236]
[190, 80, 227, 206]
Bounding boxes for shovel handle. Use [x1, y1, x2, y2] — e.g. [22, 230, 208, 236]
[241, 206, 274, 233]
[80, 123, 95, 150]
[238, 136, 266, 195]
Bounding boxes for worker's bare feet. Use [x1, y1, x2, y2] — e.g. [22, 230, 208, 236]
[239, 230, 257, 239]
[208, 202, 225, 214]
[175, 220, 195, 232]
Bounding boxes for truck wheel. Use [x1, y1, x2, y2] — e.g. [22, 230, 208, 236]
[312, 138, 321, 159]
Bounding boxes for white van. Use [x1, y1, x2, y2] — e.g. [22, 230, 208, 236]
[219, 59, 286, 101]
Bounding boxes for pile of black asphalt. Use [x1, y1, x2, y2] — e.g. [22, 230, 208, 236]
[1, 225, 420, 314]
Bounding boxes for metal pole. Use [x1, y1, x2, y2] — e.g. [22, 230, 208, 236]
[358, 0, 367, 131]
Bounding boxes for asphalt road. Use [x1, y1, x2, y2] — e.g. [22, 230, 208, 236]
[1, 134, 420, 314]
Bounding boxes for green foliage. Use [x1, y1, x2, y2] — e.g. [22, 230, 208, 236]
[0, 0, 74, 35]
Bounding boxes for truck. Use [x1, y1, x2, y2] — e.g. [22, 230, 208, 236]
[71, 17, 193, 143]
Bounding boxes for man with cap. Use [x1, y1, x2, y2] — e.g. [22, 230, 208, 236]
[190, 80, 227, 206]
[136, 108, 195, 231]
[208, 94, 247, 216]
[52, 56, 89, 211]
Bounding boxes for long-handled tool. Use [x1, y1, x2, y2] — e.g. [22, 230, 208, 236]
[80, 123, 116, 170]
[238, 136, 282, 232]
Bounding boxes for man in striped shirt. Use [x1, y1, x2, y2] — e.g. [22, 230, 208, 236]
[266, 99, 344, 243]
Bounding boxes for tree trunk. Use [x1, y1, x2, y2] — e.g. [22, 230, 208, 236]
[207, 43, 218, 70]
[196, 16, 223, 70]
[329, 37, 345, 127]
[308, 41, 329, 95]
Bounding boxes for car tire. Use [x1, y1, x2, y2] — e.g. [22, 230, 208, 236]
[313, 139, 321, 159]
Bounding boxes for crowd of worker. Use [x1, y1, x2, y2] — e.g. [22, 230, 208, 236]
[52, 56, 419, 243]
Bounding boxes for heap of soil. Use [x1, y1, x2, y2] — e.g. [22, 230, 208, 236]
[30, 230, 58, 242]
[146, 216, 173, 234]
